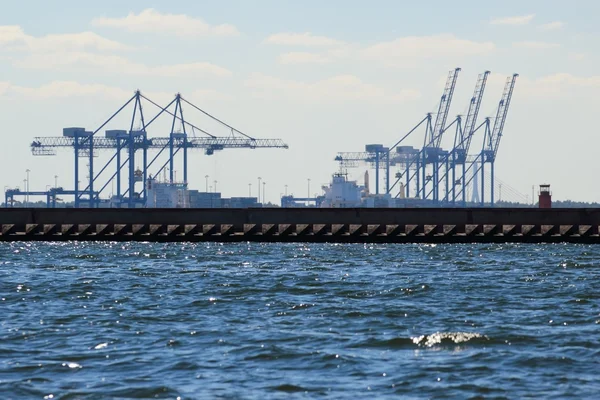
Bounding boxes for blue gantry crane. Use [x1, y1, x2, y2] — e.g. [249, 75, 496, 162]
[420, 67, 461, 201]
[432, 72, 517, 206]
[335, 69, 517, 207]
[382, 68, 461, 201]
[479, 73, 519, 206]
[29, 90, 288, 208]
[443, 71, 491, 204]
[336, 68, 463, 201]
[334, 69, 460, 197]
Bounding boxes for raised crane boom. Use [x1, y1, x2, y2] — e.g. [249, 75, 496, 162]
[486, 73, 518, 159]
[460, 71, 490, 152]
[429, 67, 461, 148]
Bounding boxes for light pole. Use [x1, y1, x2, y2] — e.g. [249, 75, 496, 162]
[54, 175, 58, 189]
[257, 177, 262, 203]
[285, 185, 288, 196]
[248, 183, 252, 197]
[262, 182, 266, 205]
[25, 169, 30, 206]
[205, 175, 209, 192]
[307, 178, 311, 198]
[214, 180, 217, 193]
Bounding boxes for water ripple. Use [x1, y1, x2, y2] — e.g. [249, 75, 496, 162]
[1, 242, 599, 398]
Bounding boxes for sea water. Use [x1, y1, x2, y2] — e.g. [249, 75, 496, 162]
[1, 242, 599, 398]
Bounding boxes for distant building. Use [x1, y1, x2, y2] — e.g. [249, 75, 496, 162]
[188, 190, 222, 208]
[223, 197, 259, 208]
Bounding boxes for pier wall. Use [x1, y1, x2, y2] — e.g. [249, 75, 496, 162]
[1, 208, 600, 243]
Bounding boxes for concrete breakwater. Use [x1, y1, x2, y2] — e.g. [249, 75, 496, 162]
[2, 208, 600, 243]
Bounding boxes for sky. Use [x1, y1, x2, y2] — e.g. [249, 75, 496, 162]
[1, 0, 599, 203]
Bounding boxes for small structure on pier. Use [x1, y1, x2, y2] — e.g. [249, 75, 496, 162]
[539, 184, 552, 208]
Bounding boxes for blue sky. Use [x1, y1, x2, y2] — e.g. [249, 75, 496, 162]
[1, 1, 599, 202]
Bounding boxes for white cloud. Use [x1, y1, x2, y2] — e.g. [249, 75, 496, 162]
[92, 8, 239, 37]
[13, 52, 232, 78]
[490, 14, 535, 25]
[245, 73, 420, 103]
[189, 88, 234, 102]
[0, 81, 133, 100]
[0, 25, 129, 52]
[1, 25, 230, 79]
[517, 73, 600, 98]
[568, 52, 586, 61]
[265, 32, 344, 46]
[278, 52, 332, 64]
[536, 73, 600, 87]
[362, 34, 494, 67]
[513, 41, 560, 49]
[538, 21, 565, 31]
[0, 80, 233, 110]
[0, 81, 10, 96]
[0, 25, 26, 44]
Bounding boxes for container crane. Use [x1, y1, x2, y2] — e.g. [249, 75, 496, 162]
[481, 73, 518, 206]
[334, 144, 389, 194]
[421, 67, 461, 202]
[30, 91, 288, 208]
[386, 68, 461, 201]
[446, 71, 490, 204]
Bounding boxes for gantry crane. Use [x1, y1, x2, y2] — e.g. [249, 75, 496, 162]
[384, 68, 461, 201]
[436, 71, 490, 204]
[421, 67, 461, 201]
[334, 145, 389, 194]
[479, 73, 519, 206]
[335, 68, 462, 201]
[30, 91, 288, 208]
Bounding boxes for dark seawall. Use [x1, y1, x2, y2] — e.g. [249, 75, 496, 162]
[2, 208, 600, 243]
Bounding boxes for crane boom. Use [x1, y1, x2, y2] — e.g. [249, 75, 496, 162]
[334, 152, 387, 169]
[488, 73, 518, 159]
[31, 136, 288, 156]
[430, 67, 461, 148]
[461, 71, 490, 152]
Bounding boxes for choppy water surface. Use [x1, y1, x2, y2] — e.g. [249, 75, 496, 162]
[1, 242, 599, 399]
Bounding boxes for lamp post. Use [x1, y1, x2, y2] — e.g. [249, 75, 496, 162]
[285, 184, 288, 196]
[25, 169, 30, 206]
[262, 181, 266, 205]
[248, 183, 252, 197]
[22, 179, 26, 207]
[258, 177, 262, 203]
[307, 178, 311, 198]
[54, 175, 58, 189]
[205, 175, 209, 192]
[214, 180, 217, 193]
